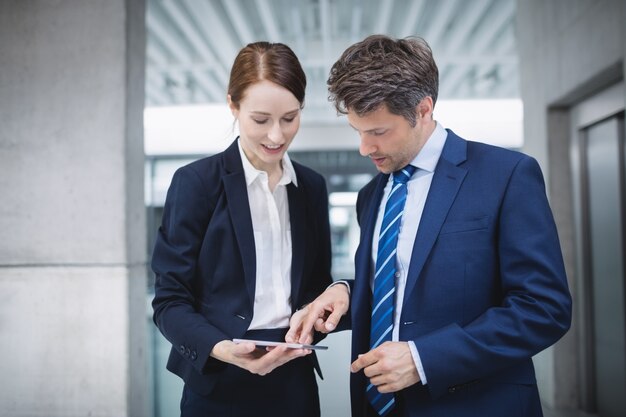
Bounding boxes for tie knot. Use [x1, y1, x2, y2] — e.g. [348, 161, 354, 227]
[392, 165, 416, 185]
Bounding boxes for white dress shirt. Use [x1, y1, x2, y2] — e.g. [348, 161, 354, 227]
[370, 122, 447, 384]
[238, 140, 297, 330]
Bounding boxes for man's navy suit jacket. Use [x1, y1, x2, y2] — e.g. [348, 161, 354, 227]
[349, 129, 572, 417]
[151, 139, 332, 396]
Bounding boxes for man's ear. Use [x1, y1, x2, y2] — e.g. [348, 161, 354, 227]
[417, 96, 434, 119]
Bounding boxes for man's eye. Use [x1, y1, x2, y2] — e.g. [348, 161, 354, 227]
[372, 130, 386, 136]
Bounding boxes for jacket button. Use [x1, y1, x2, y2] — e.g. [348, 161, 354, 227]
[448, 387, 456, 393]
[190, 350, 197, 361]
[185, 348, 191, 357]
[179, 345, 185, 354]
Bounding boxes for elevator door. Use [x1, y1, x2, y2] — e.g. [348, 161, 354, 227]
[582, 112, 626, 417]
[572, 81, 626, 416]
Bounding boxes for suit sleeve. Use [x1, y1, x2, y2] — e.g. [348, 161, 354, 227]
[151, 166, 230, 374]
[310, 175, 334, 301]
[304, 174, 340, 343]
[413, 156, 572, 398]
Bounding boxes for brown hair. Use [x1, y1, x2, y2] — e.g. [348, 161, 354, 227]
[228, 41, 306, 109]
[327, 35, 438, 126]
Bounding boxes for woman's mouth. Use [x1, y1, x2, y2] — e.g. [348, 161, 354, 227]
[262, 144, 284, 154]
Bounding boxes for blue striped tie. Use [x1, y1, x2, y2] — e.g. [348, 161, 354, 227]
[367, 164, 416, 416]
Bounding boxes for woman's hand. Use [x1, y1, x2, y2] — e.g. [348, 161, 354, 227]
[210, 340, 310, 376]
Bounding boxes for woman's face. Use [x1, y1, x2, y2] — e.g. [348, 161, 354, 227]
[229, 80, 302, 172]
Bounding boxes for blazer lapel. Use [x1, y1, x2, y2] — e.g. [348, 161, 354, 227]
[287, 180, 306, 307]
[404, 131, 468, 300]
[222, 140, 257, 307]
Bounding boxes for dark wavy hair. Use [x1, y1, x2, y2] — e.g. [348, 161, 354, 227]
[228, 41, 306, 109]
[327, 35, 438, 126]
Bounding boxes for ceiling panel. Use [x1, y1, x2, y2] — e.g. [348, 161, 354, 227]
[146, 0, 518, 123]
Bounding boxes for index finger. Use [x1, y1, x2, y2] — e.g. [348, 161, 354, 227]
[285, 312, 304, 343]
[351, 351, 376, 373]
[298, 306, 323, 344]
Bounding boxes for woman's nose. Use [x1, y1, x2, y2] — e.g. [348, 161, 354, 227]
[267, 122, 284, 142]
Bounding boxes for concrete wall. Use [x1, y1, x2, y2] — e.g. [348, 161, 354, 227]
[516, 0, 626, 411]
[0, 1, 148, 416]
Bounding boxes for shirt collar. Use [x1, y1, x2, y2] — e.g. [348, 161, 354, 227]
[409, 121, 447, 173]
[237, 138, 298, 187]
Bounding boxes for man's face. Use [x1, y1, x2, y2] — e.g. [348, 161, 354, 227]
[346, 103, 432, 174]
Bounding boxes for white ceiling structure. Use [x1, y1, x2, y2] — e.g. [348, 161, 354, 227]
[145, 0, 518, 123]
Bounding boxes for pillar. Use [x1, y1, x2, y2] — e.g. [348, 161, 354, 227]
[0, 1, 148, 415]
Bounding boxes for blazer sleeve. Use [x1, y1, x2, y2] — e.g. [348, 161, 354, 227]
[413, 156, 572, 399]
[151, 165, 230, 374]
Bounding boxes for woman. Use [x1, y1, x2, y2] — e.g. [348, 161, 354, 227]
[151, 42, 332, 416]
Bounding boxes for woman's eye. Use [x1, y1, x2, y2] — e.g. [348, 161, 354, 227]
[372, 130, 386, 136]
[283, 117, 295, 123]
[252, 118, 268, 125]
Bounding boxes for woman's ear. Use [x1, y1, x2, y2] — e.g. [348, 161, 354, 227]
[227, 94, 238, 118]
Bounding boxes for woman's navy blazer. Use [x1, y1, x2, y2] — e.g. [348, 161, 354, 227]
[152, 139, 333, 395]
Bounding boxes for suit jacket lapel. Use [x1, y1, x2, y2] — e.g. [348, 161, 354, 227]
[353, 173, 388, 340]
[404, 131, 468, 300]
[222, 140, 257, 307]
[287, 179, 306, 308]
[359, 174, 389, 281]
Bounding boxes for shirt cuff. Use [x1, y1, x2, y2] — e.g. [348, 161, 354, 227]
[408, 340, 427, 385]
[328, 280, 351, 296]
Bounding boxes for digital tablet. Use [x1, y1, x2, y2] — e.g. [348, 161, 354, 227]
[232, 338, 328, 350]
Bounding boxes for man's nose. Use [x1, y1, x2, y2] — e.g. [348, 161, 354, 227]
[359, 135, 376, 157]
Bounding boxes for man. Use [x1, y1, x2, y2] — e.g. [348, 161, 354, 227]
[287, 35, 571, 417]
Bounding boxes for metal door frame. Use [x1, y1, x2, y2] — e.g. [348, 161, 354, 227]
[569, 82, 625, 412]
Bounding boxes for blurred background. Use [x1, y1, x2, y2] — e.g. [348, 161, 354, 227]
[1, 0, 625, 416]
